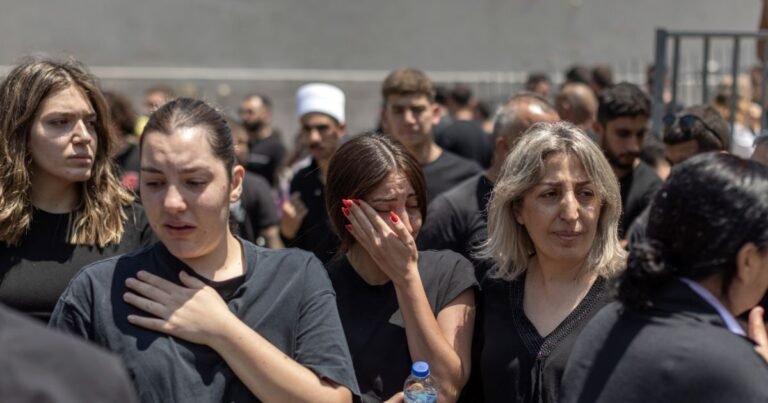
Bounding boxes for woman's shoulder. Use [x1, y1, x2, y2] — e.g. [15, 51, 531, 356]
[241, 242, 333, 288]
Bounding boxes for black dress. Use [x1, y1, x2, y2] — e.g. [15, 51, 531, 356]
[560, 278, 768, 403]
[468, 273, 609, 403]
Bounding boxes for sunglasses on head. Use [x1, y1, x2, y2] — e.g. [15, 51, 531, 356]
[662, 114, 723, 147]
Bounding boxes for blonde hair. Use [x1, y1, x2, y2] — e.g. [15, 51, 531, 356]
[477, 121, 626, 280]
[0, 58, 133, 247]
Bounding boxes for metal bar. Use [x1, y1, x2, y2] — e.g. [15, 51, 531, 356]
[762, 39, 768, 131]
[702, 36, 710, 104]
[651, 29, 669, 139]
[671, 36, 681, 108]
[664, 30, 768, 38]
[729, 37, 741, 146]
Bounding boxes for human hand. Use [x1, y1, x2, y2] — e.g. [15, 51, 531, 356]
[124, 270, 237, 346]
[383, 392, 404, 403]
[748, 306, 768, 363]
[342, 199, 419, 288]
[280, 192, 308, 239]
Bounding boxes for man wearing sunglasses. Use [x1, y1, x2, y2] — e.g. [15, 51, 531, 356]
[663, 105, 731, 166]
[626, 105, 731, 247]
[595, 82, 660, 240]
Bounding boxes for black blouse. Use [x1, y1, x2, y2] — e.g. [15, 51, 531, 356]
[471, 273, 609, 403]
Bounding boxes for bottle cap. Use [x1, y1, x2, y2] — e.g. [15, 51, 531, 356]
[411, 361, 430, 378]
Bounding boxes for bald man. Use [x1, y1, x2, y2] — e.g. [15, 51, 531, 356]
[555, 82, 598, 136]
[417, 93, 560, 278]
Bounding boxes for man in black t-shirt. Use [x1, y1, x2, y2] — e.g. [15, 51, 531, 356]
[380, 68, 482, 203]
[230, 119, 282, 248]
[436, 84, 492, 167]
[239, 94, 286, 187]
[595, 83, 661, 239]
[280, 83, 346, 263]
[418, 93, 559, 276]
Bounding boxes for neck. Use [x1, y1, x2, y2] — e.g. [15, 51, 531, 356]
[695, 275, 739, 315]
[30, 175, 80, 213]
[454, 108, 474, 121]
[180, 231, 245, 281]
[409, 141, 442, 164]
[249, 126, 272, 140]
[346, 244, 390, 285]
[528, 254, 595, 286]
[316, 158, 330, 182]
[485, 159, 503, 184]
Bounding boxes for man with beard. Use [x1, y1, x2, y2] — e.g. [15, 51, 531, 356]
[595, 82, 660, 239]
[239, 94, 286, 186]
[279, 83, 345, 262]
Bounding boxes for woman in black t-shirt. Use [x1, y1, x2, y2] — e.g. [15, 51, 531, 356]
[324, 134, 477, 402]
[50, 98, 358, 402]
[0, 59, 151, 321]
[471, 122, 626, 403]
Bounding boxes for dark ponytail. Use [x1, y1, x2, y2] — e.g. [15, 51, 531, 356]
[617, 153, 768, 309]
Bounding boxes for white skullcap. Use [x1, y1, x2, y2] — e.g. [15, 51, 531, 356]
[296, 83, 345, 124]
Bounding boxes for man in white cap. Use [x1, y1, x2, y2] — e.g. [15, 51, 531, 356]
[280, 83, 346, 263]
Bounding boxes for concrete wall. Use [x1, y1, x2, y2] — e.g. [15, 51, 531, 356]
[1, 0, 761, 137]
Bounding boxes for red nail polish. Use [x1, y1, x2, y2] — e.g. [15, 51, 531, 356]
[345, 224, 353, 232]
[341, 199, 353, 208]
[390, 211, 399, 223]
[353, 199, 361, 206]
[342, 207, 350, 217]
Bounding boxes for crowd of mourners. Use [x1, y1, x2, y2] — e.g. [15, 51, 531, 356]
[3, 52, 768, 403]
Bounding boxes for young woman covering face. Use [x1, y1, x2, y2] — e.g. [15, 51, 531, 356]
[0, 59, 151, 321]
[324, 134, 477, 403]
[50, 98, 359, 403]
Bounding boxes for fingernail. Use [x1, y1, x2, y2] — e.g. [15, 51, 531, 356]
[353, 199, 361, 206]
[342, 207, 350, 217]
[390, 211, 399, 223]
[341, 199, 353, 208]
[345, 224, 353, 232]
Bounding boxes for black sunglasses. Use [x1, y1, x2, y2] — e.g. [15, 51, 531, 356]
[662, 114, 723, 147]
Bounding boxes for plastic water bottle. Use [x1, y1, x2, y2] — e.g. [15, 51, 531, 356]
[403, 361, 438, 403]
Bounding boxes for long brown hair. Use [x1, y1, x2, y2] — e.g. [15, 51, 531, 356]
[0, 58, 133, 247]
[325, 133, 427, 254]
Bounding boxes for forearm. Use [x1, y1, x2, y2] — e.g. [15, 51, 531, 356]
[394, 279, 465, 403]
[279, 218, 299, 240]
[209, 316, 351, 403]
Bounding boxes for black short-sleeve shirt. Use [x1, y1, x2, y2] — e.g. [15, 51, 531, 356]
[422, 150, 483, 204]
[0, 203, 153, 321]
[417, 173, 493, 278]
[245, 132, 286, 187]
[230, 171, 279, 244]
[49, 241, 360, 402]
[327, 250, 478, 401]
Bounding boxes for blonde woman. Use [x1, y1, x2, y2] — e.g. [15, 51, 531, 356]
[472, 121, 625, 402]
[0, 59, 152, 321]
